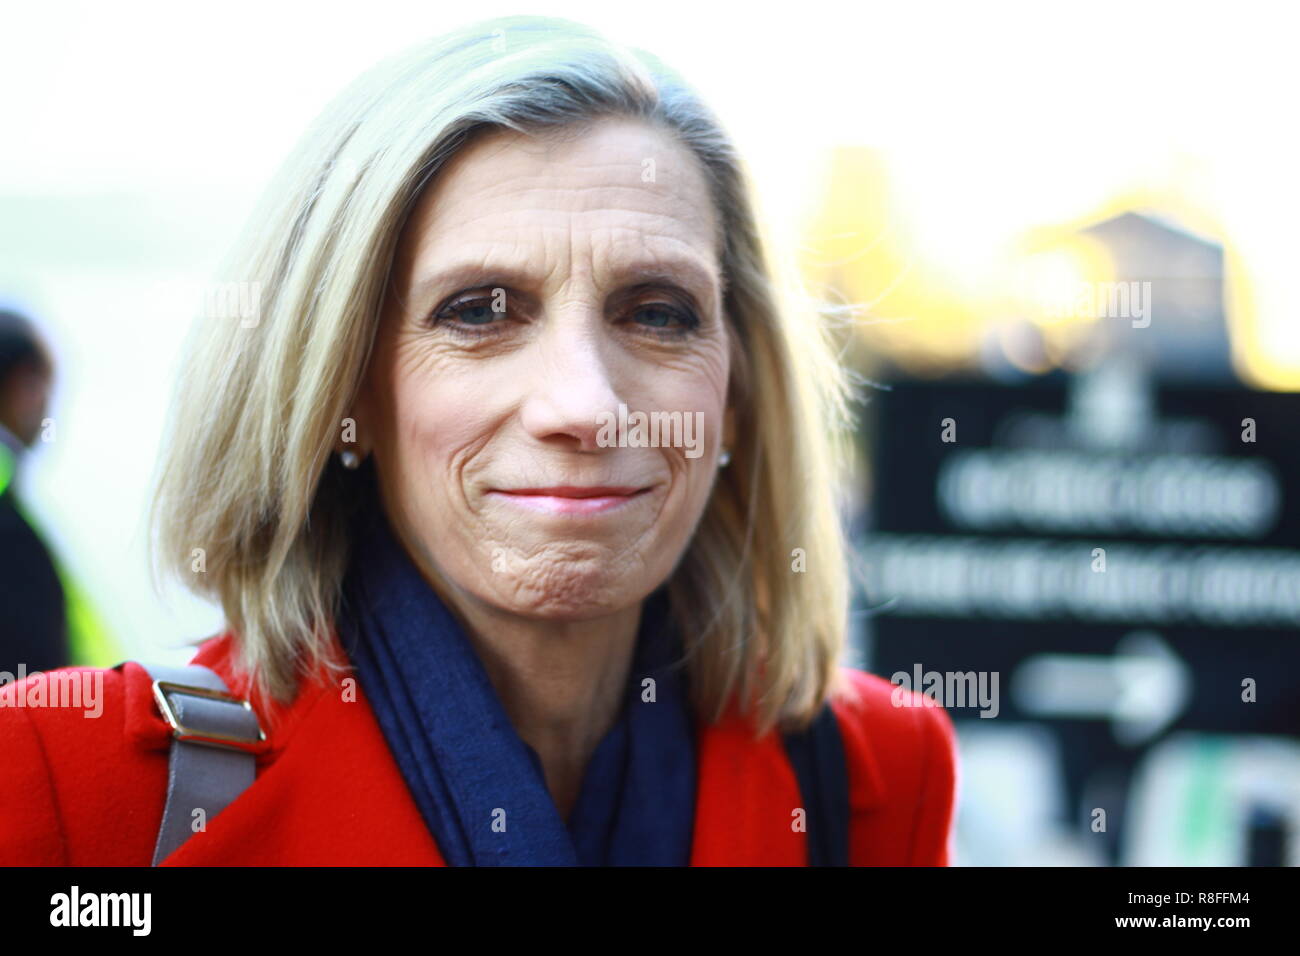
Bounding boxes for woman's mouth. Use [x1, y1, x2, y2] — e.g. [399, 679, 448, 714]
[486, 485, 653, 516]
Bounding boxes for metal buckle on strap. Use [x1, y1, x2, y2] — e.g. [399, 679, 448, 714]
[151, 680, 267, 753]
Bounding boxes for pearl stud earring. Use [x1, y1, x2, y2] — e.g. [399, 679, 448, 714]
[340, 449, 362, 470]
[718, 448, 731, 468]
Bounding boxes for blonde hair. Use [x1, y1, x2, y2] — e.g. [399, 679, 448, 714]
[151, 14, 854, 736]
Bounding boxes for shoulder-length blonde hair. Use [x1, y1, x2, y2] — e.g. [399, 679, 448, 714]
[152, 14, 853, 736]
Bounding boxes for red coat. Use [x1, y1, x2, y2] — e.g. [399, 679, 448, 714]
[0, 630, 959, 865]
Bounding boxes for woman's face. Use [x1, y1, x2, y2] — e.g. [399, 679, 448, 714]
[358, 116, 732, 621]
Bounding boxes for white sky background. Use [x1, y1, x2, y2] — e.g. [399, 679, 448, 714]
[0, 0, 1295, 662]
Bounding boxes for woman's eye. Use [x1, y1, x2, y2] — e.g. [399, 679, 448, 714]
[430, 295, 700, 341]
[432, 297, 509, 337]
[631, 303, 699, 336]
[455, 303, 499, 325]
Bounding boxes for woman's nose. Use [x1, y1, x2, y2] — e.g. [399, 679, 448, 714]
[517, 322, 623, 452]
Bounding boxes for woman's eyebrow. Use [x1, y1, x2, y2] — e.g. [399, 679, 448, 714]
[408, 257, 721, 304]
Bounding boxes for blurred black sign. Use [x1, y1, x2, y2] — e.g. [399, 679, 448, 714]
[862, 375, 1300, 860]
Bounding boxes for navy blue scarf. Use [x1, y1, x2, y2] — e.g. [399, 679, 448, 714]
[335, 484, 697, 866]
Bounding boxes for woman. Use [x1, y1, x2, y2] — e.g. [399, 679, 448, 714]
[0, 15, 957, 866]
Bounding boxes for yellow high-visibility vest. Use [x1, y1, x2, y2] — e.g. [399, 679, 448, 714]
[0, 443, 122, 667]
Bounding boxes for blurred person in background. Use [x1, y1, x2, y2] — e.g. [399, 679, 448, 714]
[0, 307, 67, 674]
[0, 307, 119, 677]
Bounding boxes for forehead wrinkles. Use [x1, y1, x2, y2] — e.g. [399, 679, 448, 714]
[430, 122, 712, 213]
[417, 180, 713, 257]
[402, 122, 720, 272]
[419, 218, 713, 281]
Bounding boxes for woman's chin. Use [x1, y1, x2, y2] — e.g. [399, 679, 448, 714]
[478, 568, 647, 622]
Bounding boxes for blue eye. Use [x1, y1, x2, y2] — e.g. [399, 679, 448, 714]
[635, 306, 676, 327]
[631, 303, 699, 337]
[432, 297, 508, 337]
[429, 293, 701, 342]
[456, 303, 498, 325]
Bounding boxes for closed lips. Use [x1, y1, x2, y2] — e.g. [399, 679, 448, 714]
[487, 486, 652, 515]
[496, 486, 648, 497]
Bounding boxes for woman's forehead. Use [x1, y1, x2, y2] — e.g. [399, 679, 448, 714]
[394, 118, 720, 281]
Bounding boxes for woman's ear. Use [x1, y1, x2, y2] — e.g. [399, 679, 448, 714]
[340, 335, 388, 460]
[335, 411, 362, 456]
[723, 405, 736, 453]
[336, 381, 372, 459]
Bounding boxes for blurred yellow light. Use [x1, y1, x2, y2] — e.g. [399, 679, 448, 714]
[1014, 232, 1117, 326]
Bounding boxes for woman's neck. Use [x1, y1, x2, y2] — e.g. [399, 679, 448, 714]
[447, 593, 643, 820]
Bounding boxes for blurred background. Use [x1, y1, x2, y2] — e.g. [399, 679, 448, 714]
[1, 0, 1295, 864]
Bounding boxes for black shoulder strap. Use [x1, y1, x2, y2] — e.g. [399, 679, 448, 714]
[782, 701, 851, 866]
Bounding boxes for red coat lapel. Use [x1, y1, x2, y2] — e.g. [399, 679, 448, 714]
[150, 633, 813, 866]
[689, 704, 809, 866]
[155, 636, 443, 866]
